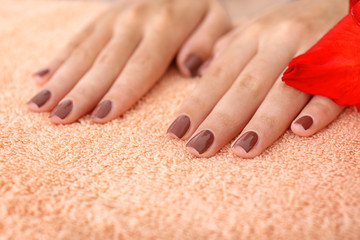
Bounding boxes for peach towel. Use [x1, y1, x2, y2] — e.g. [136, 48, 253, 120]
[0, 1, 359, 239]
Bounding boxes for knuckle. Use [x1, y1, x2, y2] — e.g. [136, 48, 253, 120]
[257, 113, 277, 130]
[210, 110, 238, 128]
[205, 62, 228, 80]
[245, 21, 265, 35]
[235, 74, 262, 96]
[122, 4, 147, 23]
[96, 51, 112, 65]
[96, 43, 119, 65]
[275, 80, 306, 98]
[71, 44, 93, 60]
[151, 4, 177, 30]
[278, 19, 311, 36]
[187, 94, 208, 111]
[72, 86, 93, 102]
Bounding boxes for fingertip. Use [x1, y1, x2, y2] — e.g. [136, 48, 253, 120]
[186, 146, 202, 157]
[231, 130, 264, 159]
[177, 53, 203, 78]
[27, 102, 41, 112]
[32, 76, 47, 86]
[231, 143, 261, 159]
[32, 68, 51, 85]
[291, 115, 315, 137]
[291, 123, 310, 137]
[90, 116, 113, 125]
[232, 145, 253, 159]
[48, 115, 63, 125]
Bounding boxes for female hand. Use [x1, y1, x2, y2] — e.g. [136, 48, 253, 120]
[28, 0, 231, 124]
[167, 0, 348, 158]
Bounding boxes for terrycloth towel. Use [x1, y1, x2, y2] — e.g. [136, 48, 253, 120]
[0, 1, 359, 239]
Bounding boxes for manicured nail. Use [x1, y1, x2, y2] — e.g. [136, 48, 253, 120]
[186, 130, 214, 154]
[28, 89, 51, 108]
[184, 54, 203, 77]
[295, 116, 313, 130]
[234, 131, 258, 153]
[92, 100, 112, 119]
[33, 68, 50, 77]
[49, 100, 73, 119]
[167, 115, 191, 139]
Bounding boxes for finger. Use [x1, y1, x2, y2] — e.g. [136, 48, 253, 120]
[176, 0, 232, 77]
[231, 79, 310, 159]
[31, 15, 101, 85]
[197, 28, 242, 77]
[197, 20, 254, 77]
[167, 34, 258, 140]
[47, 23, 142, 124]
[28, 14, 114, 113]
[91, 25, 186, 123]
[91, 2, 210, 123]
[291, 95, 345, 137]
[184, 45, 295, 158]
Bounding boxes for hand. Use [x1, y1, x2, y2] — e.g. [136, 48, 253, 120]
[167, 0, 348, 158]
[28, 0, 231, 124]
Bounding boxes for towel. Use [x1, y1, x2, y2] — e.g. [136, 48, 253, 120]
[0, 1, 359, 239]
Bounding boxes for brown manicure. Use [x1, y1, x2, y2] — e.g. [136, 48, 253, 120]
[92, 100, 112, 119]
[186, 130, 214, 154]
[167, 115, 191, 139]
[33, 68, 50, 77]
[49, 100, 73, 119]
[234, 131, 258, 153]
[295, 116, 313, 130]
[184, 54, 203, 77]
[28, 89, 51, 108]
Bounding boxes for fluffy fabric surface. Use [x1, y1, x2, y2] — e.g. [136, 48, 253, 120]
[0, 1, 359, 239]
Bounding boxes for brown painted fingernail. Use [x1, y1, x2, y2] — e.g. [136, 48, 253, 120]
[186, 130, 214, 154]
[28, 89, 51, 107]
[33, 68, 50, 77]
[49, 100, 73, 119]
[295, 116, 313, 130]
[92, 100, 112, 119]
[167, 115, 191, 139]
[184, 54, 203, 77]
[234, 131, 258, 153]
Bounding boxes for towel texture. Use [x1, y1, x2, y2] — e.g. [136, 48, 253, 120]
[0, 1, 359, 239]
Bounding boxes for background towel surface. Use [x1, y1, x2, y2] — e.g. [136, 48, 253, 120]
[0, 1, 359, 239]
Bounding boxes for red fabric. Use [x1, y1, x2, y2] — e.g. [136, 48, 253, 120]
[350, 0, 360, 11]
[282, 1, 360, 111]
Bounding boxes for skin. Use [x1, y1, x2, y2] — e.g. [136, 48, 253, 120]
[29, 0, 349, 159]
[170, 0, 348, 158]
[28, 0, 231, 124]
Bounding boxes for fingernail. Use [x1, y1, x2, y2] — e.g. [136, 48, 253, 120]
[295, 116, 313, 130]
[167, 115, 191, 139]
[184, 54, 203, 77]
[33, 68, 50, 77]
[92, 100, 112, 119]
[186, 130, 214, 154]
[234, 131, 258, 153]
[28, 89, 51, 108]
[49, 100, 73, 119]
